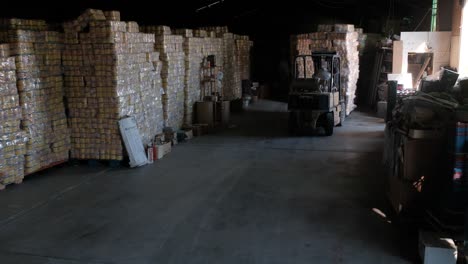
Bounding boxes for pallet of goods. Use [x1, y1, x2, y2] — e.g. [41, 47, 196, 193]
[0, 19, 70, 175]
[63, 9, 163, 161]
[0, 44, 27, 189]
[200, 27, 236, 100]
[201, 34, 224, 98]
[176, 30, 203, 125]
[141, 26, 186, 130]
[235, 35, 253, 97]
[221, 32, 237, 100]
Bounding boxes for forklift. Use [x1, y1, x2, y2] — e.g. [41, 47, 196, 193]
[288, 52, 345, 136]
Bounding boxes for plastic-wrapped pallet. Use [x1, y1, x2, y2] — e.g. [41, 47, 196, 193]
[220, 32, 237, 100]
[230, 35, 241, 99]
[235, 35, 253, 91]
[0, 43, 27, 188]
[0, 18, 48, 31]
[174, 29, 193, 38]
[179, 33, 203, 125]
[199, 26, 229, 36]
[0, 20, 70, 175]
[291, 24, 360, 116]
[201, 36, 224, 98]
[63, 9, 163, 161]
[200, 27, 246, 100]
[104, 11, 121, 21]
[141, 26, 171, 36]
[141, 26, 185, 129]
[193, 30, 208, 38]
[328, 30, 360, 115]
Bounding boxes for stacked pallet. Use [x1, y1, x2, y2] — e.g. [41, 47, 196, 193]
[141, 51, 165, 142]
[63, 9, 163, 160]
[201, 35, 224, 97]
[292, 24, 360, 115]
[221, 32, 237, 100]
[141, 25, 172, 36]
[142, 27, 186, 130]
[178, 30, 203, 125]
[200, 27, 237, 100]
[193, 29, 208, 38]
[0, 44, 27, 188]
[235, 35, 253, 95]
[200, 27, 242, 100]
[0, 19, 70, 174]
[202, 36, 223, 67]
[174, 29, 193, 38]
[200, 26, 229, 36]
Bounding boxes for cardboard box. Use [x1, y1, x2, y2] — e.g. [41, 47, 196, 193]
[419, 231, 457, 264]
[154, 144, 164, 160]
[400, 137, 444, 182]
[162, 141, 172, 156]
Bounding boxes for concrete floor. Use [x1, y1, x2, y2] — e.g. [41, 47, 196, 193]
[0, 100, 417, 264]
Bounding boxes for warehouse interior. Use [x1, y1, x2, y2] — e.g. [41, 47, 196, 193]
[0, 0, 467, 263]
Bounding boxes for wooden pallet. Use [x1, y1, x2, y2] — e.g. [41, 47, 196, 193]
[0, 177, 24, 191]
[70, 159, 122, 168]
[24, 159, 68, 177]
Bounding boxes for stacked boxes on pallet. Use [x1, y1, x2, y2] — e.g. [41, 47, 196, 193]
[201, 34, 223, 98]
[174, 29, 193, 38]
[200, 27, 236, 100]
[221, 32, 237, 100]
[176, 29, 203, 125]
[0, 44, 27, 187]
[202, 35, 223, 71]
[293, 24, 360, 115]
[0, 19, 70, 175]
[200, 27, 253, 100]
[141, 26, 185, 129]
[235, 35, 253, 96]
[63, 9, 163, 161]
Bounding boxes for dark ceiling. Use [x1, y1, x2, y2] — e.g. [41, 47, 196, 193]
[0, 0, 432, 31]
[0, 0, 436, 95]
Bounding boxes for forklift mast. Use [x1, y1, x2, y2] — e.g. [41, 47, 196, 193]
[292, 52, 341, 94]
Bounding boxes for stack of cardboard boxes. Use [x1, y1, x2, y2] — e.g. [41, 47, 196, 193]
[221, 32, 237, 100]
[201, 34, 224, 98]
[0, 19, 70, 174]
[142, 26, 186, 130]
[0, 44, 27, 188]
[180, 30, 203, 125]
[201, 27, 236, 100]
[235, 35, 253, 97]
[63, 9, 163, 160]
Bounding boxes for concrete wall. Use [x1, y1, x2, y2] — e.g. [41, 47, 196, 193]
[393, 32, 452, 75]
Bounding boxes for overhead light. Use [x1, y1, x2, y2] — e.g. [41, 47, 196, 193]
[196, 0, 225, 12]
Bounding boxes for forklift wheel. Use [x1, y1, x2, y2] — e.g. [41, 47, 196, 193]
[324, 112, 334, 136]
[337, 110, 344, 127]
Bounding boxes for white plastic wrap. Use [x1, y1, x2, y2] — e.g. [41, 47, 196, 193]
[182, 36, 203, 125]
[0, 21, 70, 175]
[0, 47, 27, 185]
[64, 10, 163, 160]
[144, 32, 186, 129]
